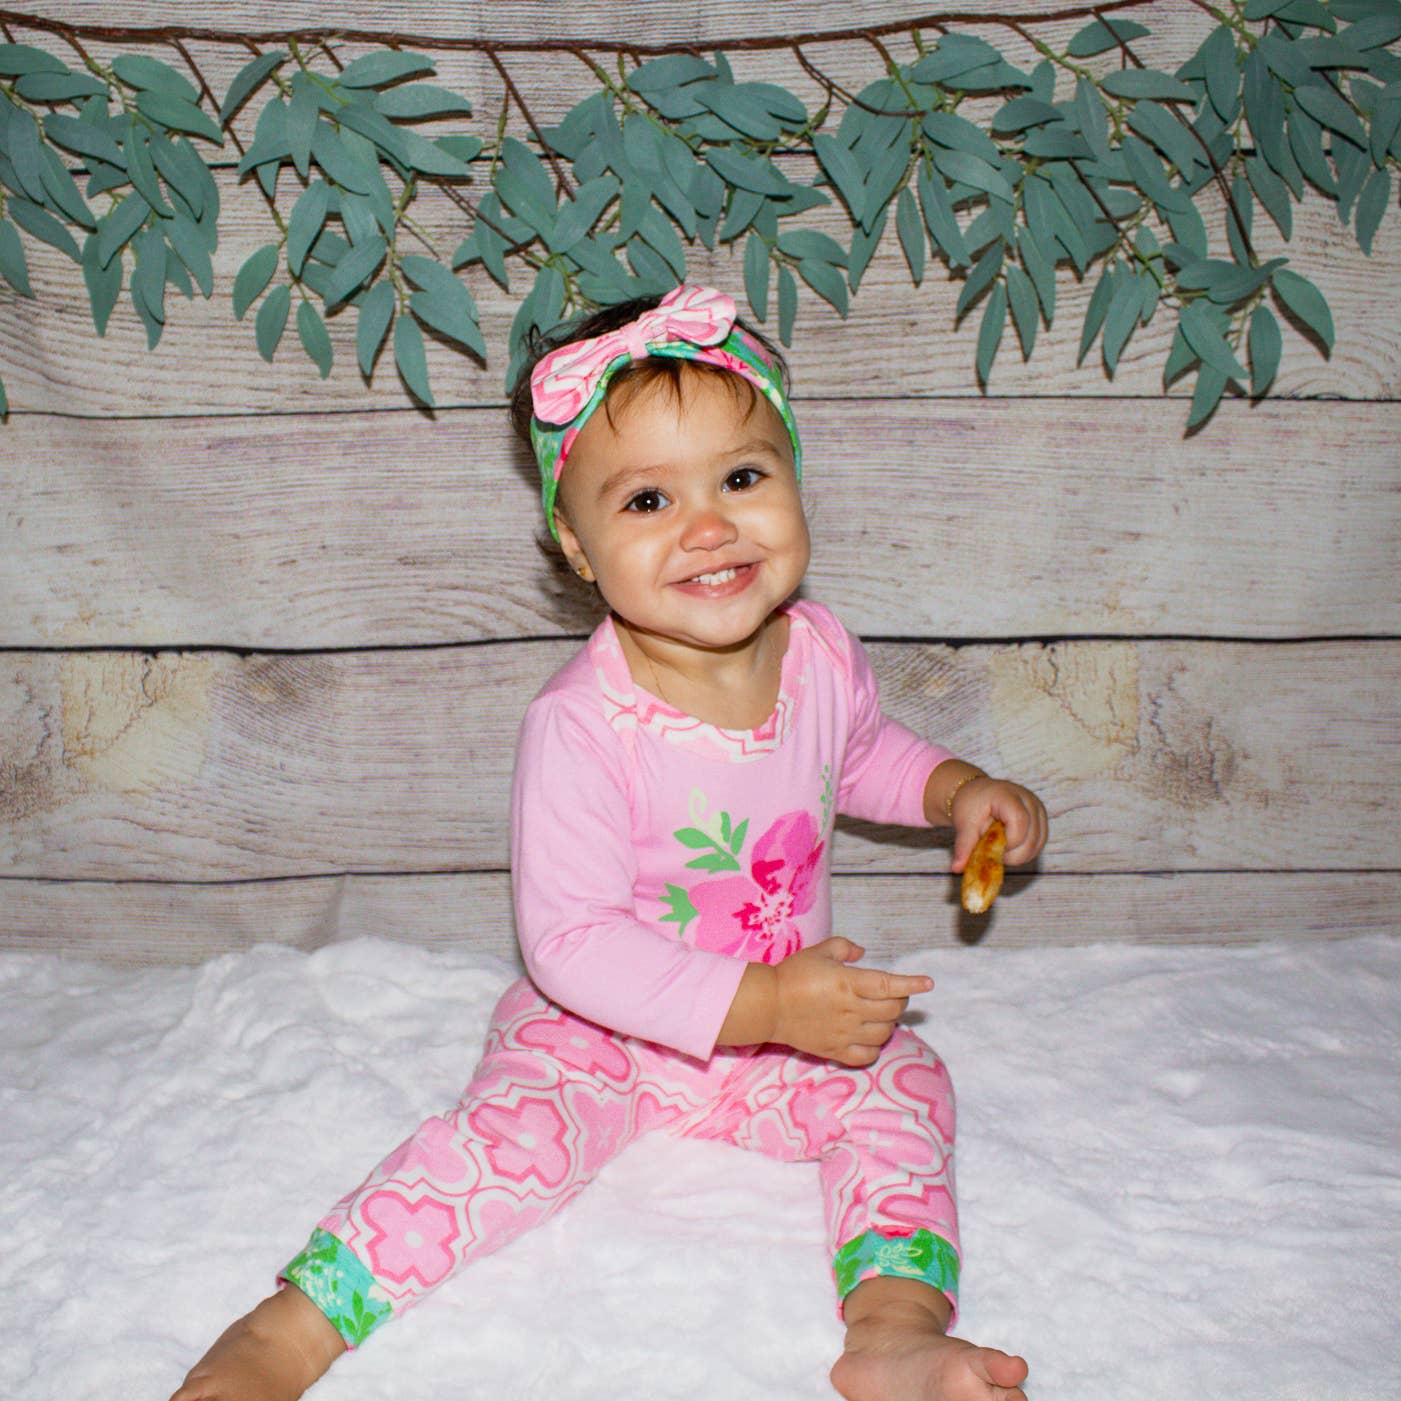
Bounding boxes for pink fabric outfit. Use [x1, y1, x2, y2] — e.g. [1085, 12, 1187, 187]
[282, 601, 961, 1346]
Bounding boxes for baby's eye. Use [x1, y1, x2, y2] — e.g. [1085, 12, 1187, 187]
[723, 466, 765, 492]
[624, 488, 669, 514]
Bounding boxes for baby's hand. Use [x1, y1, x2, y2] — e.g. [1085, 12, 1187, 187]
[772, 938, 932, 1067]
[949, 777, 1047, 875]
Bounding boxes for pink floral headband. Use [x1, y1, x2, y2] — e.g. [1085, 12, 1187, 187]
[528, 285, 802, 537]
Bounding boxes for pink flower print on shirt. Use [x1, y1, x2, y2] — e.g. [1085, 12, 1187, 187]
[467, 1094, 574, 1188]
[666, 809, 825, 963]
[361, 1190, 460, 1289]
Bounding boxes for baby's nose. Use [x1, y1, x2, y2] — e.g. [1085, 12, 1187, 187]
[679, 502, 738, 550]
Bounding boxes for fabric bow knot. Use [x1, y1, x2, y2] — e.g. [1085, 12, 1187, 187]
[531, 285, 737, 425]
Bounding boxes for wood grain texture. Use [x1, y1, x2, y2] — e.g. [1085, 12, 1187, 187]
[0, 1, 1215, 47]
[4, 169, 1397, 417]
[4, 640, 1397, 881]
[4, 870, 1395, 967]
[6, 400, 1400, 649]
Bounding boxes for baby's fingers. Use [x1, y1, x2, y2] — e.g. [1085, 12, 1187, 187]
[855, 968, 933, 1000]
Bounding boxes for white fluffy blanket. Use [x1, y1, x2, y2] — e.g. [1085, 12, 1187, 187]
[4, 934, 1398, 1400]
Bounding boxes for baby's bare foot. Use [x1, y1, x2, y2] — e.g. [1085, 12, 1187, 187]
[830, 1278, 1028, 1401]
[169, 1285, 346, 1401]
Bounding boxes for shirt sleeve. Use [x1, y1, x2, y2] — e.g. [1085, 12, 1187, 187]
[510, 690, 748, 1061]
[833, 619, 954, 828]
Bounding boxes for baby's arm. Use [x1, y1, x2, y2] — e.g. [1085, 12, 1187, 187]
[716, 938, 932, 1066]
[924, 758, 1048, 873]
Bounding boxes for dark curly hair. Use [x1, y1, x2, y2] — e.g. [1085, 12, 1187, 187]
[506, 293, 793, 454]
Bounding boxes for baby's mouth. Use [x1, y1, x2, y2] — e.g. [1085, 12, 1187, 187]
[686, 566, 742, 586]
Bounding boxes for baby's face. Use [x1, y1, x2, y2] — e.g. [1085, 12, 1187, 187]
[554, 368, 809, 657]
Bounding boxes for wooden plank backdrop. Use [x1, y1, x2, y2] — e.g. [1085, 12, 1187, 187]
[2, 0, 1399, 967]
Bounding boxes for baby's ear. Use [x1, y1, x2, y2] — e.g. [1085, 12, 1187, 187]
[555, 515, 595, 583]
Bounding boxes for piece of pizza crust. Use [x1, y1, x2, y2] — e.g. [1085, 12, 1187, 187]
[961, 818, 1006, 914]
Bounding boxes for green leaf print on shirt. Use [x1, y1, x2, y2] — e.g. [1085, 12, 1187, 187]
[660, 882, 699, 937]
[673, 809, 748, 873]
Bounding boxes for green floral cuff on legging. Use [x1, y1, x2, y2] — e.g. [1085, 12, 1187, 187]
[281, 1228, 394, 1348]
[833, 1228, 961, 1307]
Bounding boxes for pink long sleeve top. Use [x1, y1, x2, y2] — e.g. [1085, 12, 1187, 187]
[509, 600, 953, 1061]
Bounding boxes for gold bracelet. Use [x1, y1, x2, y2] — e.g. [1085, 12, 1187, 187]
[944, 769, 987, 820]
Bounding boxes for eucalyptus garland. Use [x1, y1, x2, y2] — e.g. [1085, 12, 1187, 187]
[1, 1, 1399, 426]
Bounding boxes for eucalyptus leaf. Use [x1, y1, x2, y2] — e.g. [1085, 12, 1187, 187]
[165, 213, 213, 296]
[1187, 364, 1229, 429]
[96, 192, 149, 268]
[287, 75, 320, 181]
[1016, 224, 1056, 323]
[8, 197, 81, 262]
[373, 83, 474, 120]
[1294, 82, 1370, 146]
[132, 225, 167, 324]
[1102, 271, 1143, 376]
[626, 54, 715, 93]
[1355, 166, 1390, 252]
[128, 265, 163, 348]
[113, 54, 199, 103]
[124, 125, 175, 217]
[1287, 106, 1339, 195]
[79, 231, 121, 333]
[1180, 301, 1248, 380]
[297, 300, 334, 378]
[5, 108, 47, 203]
[813, 133, 867, 222]
[743, 231, 769, 319]
[896, 187, 925, 285]
[1075, 79, 1111, 160]
[255, 282, 292, 360]
[38, 147, 95, 230]
[846, 204, 888, 292]
[0, 219, 32, 297]
[394, 313, 435, 406]
[1246, 154, 1294, 238]
[233, 244, 279, 320]
[923, 111, 1002, 163]
[706, 147, 793, 196]
[1067, 17, 1151, 57]
[992, 97, 1062, 132]
[287, 181, 331, 277]
[411, 284, 486, 357]
[957, 244, 1005, 320]
[1128, 101, 1205, 177]
[975, 281, 1007, 387]
[355, 280, 395, 376]
[930, 146, 1015, 203]
[311, 121, 375, 195]
[44, 111, 125, 168]
[1004, 262, 1038, 355]
[324, 234, 388, 308]
[339, 50, 435, 90]
[917, 164, 972, 268]
[1200, 25, 1242, 122]
[1271, 266, 1335, 350]
[220, 51, 287, 123]
[777, 264, 797, 345]
[0, 43, 66, 77]
[135, 91, 223, 146]
[1248, 304, 1282, 395]
[1078, 265, 1117, 362]
[148, 132, 201, 219]
[796, 257, 849, 316]
[16, 69, 106, 102]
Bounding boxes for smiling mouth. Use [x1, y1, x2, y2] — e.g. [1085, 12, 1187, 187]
[680, 563, 755, 588]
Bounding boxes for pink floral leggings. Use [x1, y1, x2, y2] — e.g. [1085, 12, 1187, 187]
[282, 977, 960, 1347]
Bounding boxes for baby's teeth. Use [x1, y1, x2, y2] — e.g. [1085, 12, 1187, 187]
[693, 567, 737, 585]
